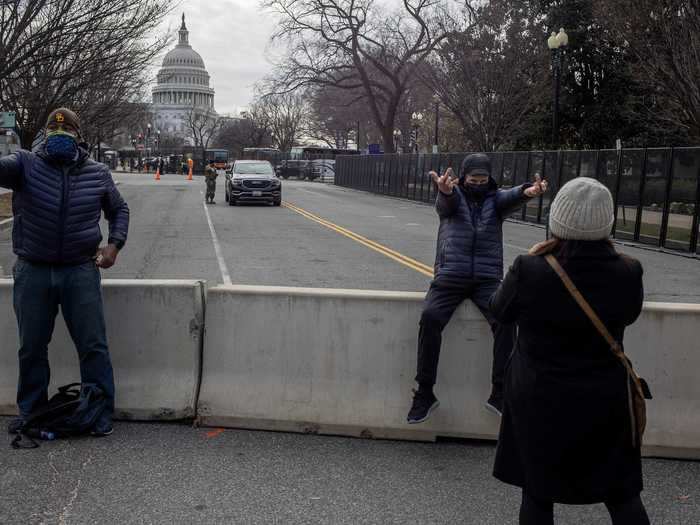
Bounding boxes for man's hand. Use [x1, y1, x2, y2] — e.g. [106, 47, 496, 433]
[524, 174, 549, 198]
[94, 244, 119, 269]
[430, 167, 458, 195]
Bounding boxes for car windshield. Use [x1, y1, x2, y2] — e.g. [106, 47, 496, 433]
[235, 163, 273, 175]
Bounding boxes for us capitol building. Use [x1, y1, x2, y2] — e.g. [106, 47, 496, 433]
[150, 14, 217, 142]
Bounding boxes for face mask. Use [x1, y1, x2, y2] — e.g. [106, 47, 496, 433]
[45, 130, 78, 162]
[466, 183, 489, 198]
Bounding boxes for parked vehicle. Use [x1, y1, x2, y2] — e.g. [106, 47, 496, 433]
[225, 160, 282, 206]
[310, 159, 336, 183]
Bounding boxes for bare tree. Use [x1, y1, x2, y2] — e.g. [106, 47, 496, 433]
[214, 118, 273, 157]
[250, 91, 308, 152]
[421, 2, 546, 151]
[185, 105, 223, 166]
[263, 0, 475, 153]
[0, 0, 174, 148]
[600, 0, 700, 142]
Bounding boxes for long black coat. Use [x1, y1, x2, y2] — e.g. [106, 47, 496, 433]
[489, 241, 645, 504]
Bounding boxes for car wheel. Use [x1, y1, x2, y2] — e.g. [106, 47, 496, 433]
[229, 196, 237, 206]
[225, 188, 229, 202]
[273, 197, 282, 206]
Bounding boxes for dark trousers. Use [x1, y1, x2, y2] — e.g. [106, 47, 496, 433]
[416, 276, 515, 392]
[206, 179, 216, 200]
[12, 259, 115, 423]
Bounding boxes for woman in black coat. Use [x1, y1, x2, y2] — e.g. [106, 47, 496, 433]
[489, 177, 650, 524]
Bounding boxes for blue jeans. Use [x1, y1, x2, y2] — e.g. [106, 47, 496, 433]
[12, 259, 114, 424]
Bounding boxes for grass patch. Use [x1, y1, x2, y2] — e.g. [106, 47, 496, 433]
[616, 218, 693, 244]
[0, 192, 12, 219]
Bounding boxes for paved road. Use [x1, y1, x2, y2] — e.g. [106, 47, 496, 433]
[0, 173, 698, 302]
[1, 417, 698, 525]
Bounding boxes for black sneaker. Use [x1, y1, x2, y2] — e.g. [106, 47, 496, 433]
[407, 389, 440, 424]
[485, 393, 503, 417]
[7, 417, 25, 435]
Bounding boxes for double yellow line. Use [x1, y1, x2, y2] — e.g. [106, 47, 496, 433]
[282, 201, 434, 278]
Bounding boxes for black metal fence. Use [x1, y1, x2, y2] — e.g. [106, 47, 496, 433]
[336, 148, 700, 254]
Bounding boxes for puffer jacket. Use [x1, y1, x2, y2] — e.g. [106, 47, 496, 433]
[434, 178, 530, 280]
[0, 145, 129, 265]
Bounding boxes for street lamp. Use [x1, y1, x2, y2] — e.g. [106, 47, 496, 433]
[146, 123, 152, 158]
[547, 27, 568, 149]
[411, 112, 424, 153]
[432, 93, 440, 154]
[393, 129, 402, 153]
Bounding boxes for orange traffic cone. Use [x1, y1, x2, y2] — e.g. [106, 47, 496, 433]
[155, 166, 160, 181]
[187, 167, 193, 181]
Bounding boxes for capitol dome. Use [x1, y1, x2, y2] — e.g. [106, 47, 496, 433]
[151, 13, 216, 137]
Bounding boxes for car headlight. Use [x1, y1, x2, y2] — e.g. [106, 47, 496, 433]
[232, 177, 243, 186]
[270, 178, 281, 187]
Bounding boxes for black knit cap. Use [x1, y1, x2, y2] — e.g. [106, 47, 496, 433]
[45, 108, 81, 135]
[460, 153, 491, 179]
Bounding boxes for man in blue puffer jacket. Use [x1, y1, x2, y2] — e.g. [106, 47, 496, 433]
[407, 153, 547, 424]
[0, 108, 129, 437]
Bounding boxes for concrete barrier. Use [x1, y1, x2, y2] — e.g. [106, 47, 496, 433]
[199, 285, 700, 458]
[0, 279, 205, 420]
[625, 303, 700, 459]
[199, 285, 501, 442]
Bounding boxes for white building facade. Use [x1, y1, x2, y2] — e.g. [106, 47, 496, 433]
[151, 14, 216, 142]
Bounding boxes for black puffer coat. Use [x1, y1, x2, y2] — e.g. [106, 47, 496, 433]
[490, 241, 645, 504]
[0, 145, 129, 265]
[434, 178, 530, 280]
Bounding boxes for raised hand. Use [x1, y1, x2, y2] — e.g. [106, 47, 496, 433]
[430, 167, 458, 195]
[524, 174, 549, 198]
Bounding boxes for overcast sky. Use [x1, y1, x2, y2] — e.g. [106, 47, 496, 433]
[153, 1, 280, 116]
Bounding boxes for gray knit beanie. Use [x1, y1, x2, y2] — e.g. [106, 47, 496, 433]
[549, 177, 614, 241]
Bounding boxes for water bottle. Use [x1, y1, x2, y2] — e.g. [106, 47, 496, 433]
[25, 428, 56, 441]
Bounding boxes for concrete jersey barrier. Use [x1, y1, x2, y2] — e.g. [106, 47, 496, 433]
[0, 279, 205, 420]
[199, 285, 700, 459]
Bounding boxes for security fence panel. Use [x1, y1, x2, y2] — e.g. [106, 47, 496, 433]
[333, 148, 700, 254]
[615, 149, 645, 241]
[666, 148, 699, 252]
[638, 148, 671, 246]
[579, 150, 598, 178]
[526, 152, 544, 222]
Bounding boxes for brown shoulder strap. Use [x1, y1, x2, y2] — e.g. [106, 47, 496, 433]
[544, 254, 623, 357]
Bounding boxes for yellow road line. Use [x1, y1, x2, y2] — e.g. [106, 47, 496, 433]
[282, 201, 434, 278]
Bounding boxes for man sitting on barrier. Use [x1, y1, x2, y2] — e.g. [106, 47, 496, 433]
[0, 108, 129, 438]
[407, 153, 547, 424]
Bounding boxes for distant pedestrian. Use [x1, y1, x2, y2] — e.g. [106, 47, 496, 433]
[0, 107, 129, 438]
[407, 153, 548, 424]
[205, 160, 218, 204]
[490, 177, 650, 524]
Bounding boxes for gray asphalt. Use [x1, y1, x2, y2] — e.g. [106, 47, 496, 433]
[1, 418, 698, 525]
[0, 173, 697, 302]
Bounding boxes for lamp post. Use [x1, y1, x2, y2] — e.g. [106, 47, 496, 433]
[393, 129, 402, 153]
[547, 28, 568, 149]
[146, 123, 152, 158]
[411, 112, 424, 153]
[432, 94, 440, 153]
[156, 130, 161, 156]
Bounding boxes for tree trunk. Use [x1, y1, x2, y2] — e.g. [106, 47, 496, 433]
[382, 128, 395, 154]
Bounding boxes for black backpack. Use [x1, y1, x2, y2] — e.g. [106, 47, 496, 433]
[11, 383, 108, 449]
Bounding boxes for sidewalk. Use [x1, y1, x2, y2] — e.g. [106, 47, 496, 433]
[1, 418, 698, 524]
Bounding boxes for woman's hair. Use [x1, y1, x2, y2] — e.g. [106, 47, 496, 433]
[529, 237, 615, 263]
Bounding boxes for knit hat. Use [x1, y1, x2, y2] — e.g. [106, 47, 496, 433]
[549, 177, 614, 240]
[46, 108, 81, 136]
[460, 153, 491, 179]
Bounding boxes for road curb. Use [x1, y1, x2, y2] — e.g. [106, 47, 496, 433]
[0, 217, 13, 232]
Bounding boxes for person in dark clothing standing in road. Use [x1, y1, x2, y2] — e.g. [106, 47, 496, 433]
[490, 177, 649, 524]
[407, 153, 548, 423]
[0, 108, 129, 437]
[205, 160, 218, 204]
